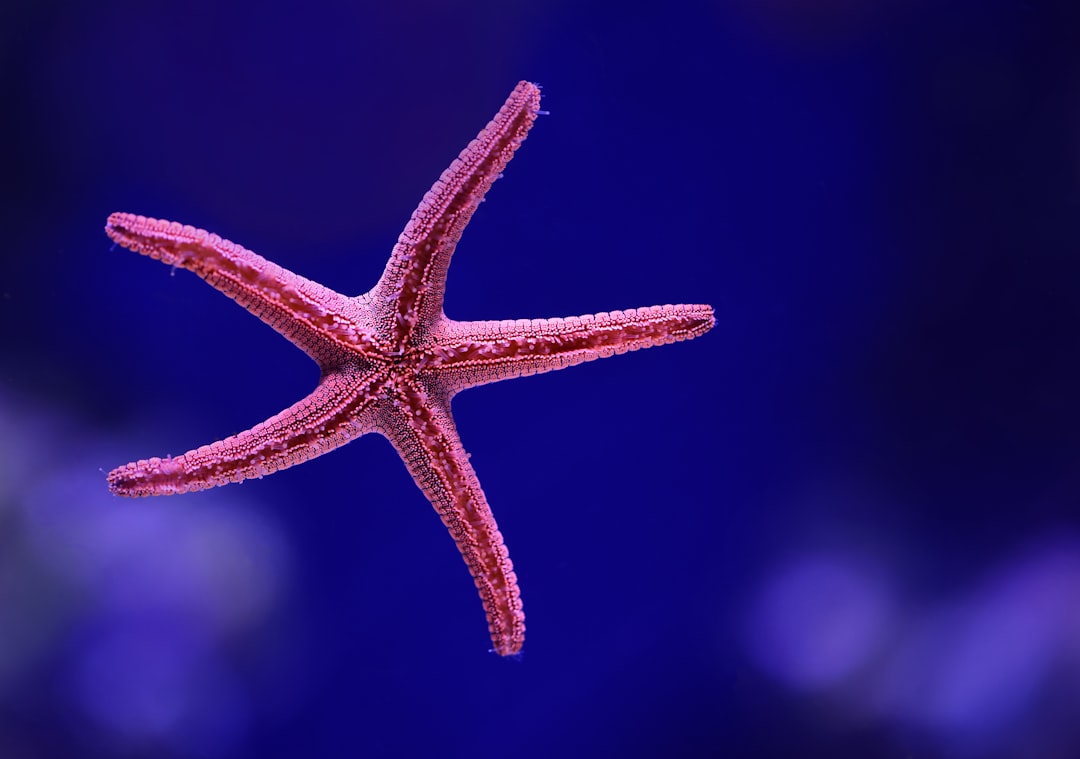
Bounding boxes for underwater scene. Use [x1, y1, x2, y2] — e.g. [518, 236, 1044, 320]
[2, 1, 1080, 756]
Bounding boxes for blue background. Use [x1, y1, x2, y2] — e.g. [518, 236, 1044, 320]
[3, 0, 1080, 756]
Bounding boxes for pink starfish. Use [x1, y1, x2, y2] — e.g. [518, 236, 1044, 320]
[105, 81, 714, 656]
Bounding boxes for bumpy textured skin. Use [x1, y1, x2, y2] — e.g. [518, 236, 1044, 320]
[105, 81, 715, 656]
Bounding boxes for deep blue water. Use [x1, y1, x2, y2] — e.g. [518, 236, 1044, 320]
[3, 1, 1080, 756]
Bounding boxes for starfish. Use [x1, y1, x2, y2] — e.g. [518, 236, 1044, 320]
[105, 81, 714, 656]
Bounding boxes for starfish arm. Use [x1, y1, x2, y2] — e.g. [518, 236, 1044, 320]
[108, 369, 388, 497]
[379, 377, 525, 656]
[371, 81, 542, 349]
[106, 213, 384, 365]
[427, 304, 715, 391]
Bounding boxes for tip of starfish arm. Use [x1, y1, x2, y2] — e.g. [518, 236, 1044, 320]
[105, 211, 148, 237]
[525, 80, 550, 116]
[107, 456, 193, 497]
[106, 467, 145, 498]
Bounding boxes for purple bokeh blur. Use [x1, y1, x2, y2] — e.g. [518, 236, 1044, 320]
[744, 536, 1080, 756]
[3, 0, 1080, 756]
[0, 389, 290, 757]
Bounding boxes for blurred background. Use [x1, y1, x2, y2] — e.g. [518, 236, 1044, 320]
[3, 0, 1080, 756]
